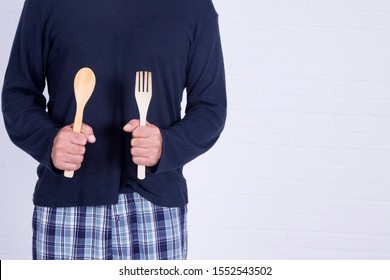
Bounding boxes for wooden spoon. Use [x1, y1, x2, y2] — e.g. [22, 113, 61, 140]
[64, 67, 96, 178]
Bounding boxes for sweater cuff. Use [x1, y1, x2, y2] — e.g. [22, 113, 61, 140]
[41, 127, 63, 175]
[148, 128, 168, 175]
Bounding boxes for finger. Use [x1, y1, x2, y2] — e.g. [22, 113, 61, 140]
[66, 154, 84, 164]
[66, 144, 86, 155]
[56, 152, 84, 164]
[52, 152, 84, 170]
[132, 156, 155, 167]
[145, 121, 155, 127]
[123, 119, 140, 133]
[132, 156, 148, 166]
[131, 137, 148, 148]
[62, 125, 74, 132]
[81, 123, 96, 143]
[61, 162, 82, 172]
[131, 147, 148, 157]
[70, 132, 88, 145]
[132, 127, 150, 139]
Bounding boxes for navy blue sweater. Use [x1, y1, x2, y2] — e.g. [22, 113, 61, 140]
[1, 0, 226, 207]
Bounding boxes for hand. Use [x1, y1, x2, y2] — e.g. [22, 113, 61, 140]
[123, 119, 162, 167]
[51, 123, 96, 171]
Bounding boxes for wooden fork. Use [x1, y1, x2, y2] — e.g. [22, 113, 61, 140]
[134, 71, 152, 180]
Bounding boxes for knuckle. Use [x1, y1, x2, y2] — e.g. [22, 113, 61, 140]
[57, 133, 66, 141]
[74, 133, 87, 144]
[56, 143, 64, 151]
[77, 155, 84, 163]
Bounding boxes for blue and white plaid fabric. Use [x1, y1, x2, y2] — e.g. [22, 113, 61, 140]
[32, 192, 187, 260]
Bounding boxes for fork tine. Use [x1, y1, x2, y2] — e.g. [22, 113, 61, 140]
[140, 71, 143, 91]
[135, 71, 139, 93]
[148, 72, 152, 93]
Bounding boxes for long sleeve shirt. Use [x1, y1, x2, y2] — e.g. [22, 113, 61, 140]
[1, 0, 227, 207]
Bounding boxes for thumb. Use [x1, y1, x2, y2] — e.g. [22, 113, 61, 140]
[81, 123, 96, 143]
[123, 119, 140, 133]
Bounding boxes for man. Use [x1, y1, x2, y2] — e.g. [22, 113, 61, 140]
[2, 0, 226, 260]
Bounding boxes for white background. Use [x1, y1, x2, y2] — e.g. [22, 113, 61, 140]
[1, 0, 390, 260]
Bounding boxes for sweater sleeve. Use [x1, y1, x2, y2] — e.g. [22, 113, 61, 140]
[1, 1, 61, 171]
[152, 15, 227, 174]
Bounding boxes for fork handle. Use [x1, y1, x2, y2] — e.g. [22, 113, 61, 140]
[137, 118, 147, 180]
[137, 165, 146, 180]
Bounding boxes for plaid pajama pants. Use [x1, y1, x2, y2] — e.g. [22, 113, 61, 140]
[32, 192, 187, 260]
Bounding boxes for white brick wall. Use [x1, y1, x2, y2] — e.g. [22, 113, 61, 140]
[1, 0, 390, 260]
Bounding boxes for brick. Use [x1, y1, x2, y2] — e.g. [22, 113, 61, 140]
[270, 9, 339, 28]
[265, 112, 334, 131]
[190, 209, 256, 229]
[233, 26, 303, 44]
[340, 11, 390, 30]
[326, 218, 390, 235]
[190, 227, 287, 249]
[0, 118, 5, 136]
[223, 41, 268, 60]
[339, 146, 379, 168]
[1, 0, 24, 13]
[227, 76, 264, 94]
[294, 131, 365, 149]
[371, 65, 390, 83]
[219, 7, 267, 26]
[372, 30, 390, 47]
[0, 13, 7, 30]
[221, 127, 294, 145]
[229, 93, 296, 112]
[366, 135, 390, 150]
[226, 58, 300, 78]
[235, 0, 308, 9]
[266, 44, 340, 63]
[297, 97, 368, 115]
[303, 29, 373, 47]
[326, 183, 390, 201]
[309, 0, 378, 12]
[302, 62, 369, 81]
[340, 46, 390, 65]
[335, 116, 390, 134]
[261, 146, 333, 165]
[2, 150, 36, 170]
[190, 158, 293, 180]
[264, 79, 334, 97]
[255, 215, 325, 231]
[293, 165, 366, 183]
[227, 110, 266, 128]
[334, 83, 390, 100]
[364, 167, 390, 184]
[357, 237, 390, 252]
[287, 233, 356, 250]
[377, 0, 390, 11]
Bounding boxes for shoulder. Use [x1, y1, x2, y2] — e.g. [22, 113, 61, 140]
[188, 0, 218, 18]
[25, 0, 55, 9]
[24, 0, 58, 16]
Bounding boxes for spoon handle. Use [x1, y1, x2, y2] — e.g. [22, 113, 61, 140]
[72, 108, 84, 133]
[64, 109, 84, 178]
